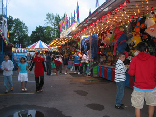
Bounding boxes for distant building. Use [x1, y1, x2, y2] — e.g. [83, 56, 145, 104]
[0, 0, 13, 65]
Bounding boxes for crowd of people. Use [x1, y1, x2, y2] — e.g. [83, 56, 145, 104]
[1, 42, 156, 117]
[0, 51, 92, 93]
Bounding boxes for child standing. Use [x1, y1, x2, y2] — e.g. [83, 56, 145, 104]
[1, 55, 14, 93]
[115, 52, 129, 109]
[17, 57, 30, 92]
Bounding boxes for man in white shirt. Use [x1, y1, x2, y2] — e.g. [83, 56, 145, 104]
[79, 51, 87, 75]
[1, 55, 14, 93]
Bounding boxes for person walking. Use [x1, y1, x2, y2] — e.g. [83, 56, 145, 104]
[59, 53, 63, 74]
[26, 53, 32, 67]
[1, 55, 14, 93]
[128, 42, 156, 117]
[63, 54, 69, 74]
[54, 56, 62, 75]
[73, 51, 80, 73]
[115, 52, 129, 109]
[29, 52, 47, 92]
[46, 53, 52, 75]
[17, 57, 30, 92]
[51, 54, 56, 75]
[79, 51, 87, 75]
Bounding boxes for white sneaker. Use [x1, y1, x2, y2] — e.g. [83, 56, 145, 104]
[78, 72, 80, 74]
[24, 88, 27, 91]
[65, 73, 67, 75]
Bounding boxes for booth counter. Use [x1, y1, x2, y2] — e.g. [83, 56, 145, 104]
[67, 60, 134, 88]
[98, 65, 134, 88]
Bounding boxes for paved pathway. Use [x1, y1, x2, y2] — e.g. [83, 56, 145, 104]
[0, 69, 154, 117]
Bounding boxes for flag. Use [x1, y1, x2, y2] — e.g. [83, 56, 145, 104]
[69, 17, 70, 26]
[71, 13, 73, 25]
[74, 10, 75, 22]
[76, 1, 79, 22]
[66, 14, 68, 29]
[62, 17, 65, 28]
[89, 8, 91, 16]
[96, 0, 99, 7]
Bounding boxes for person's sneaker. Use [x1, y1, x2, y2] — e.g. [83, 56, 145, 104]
[5, 90, 8, 93]
[24, 88, 27, 91]
[22, 89, 25, 92]
[115, 105, 124, 109]
[10, 87, 13, 91]
[121, 104, 124, 107]
[78, 72, 80, 74]
[65, 73, 67, 75]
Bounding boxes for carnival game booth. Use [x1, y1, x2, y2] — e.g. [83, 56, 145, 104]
[26, 40, 50, 53]
[67, 0, 156, 88]
[49, 38, 73, 53]
[49, 38, 79, 69]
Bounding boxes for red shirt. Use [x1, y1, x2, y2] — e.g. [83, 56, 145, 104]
[33, 56, 45, 77]
[128, 52, 156, 89]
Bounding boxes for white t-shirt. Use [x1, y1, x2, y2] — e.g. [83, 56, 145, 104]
[1, 60, 14, 76]
[81, 54, 87, 63]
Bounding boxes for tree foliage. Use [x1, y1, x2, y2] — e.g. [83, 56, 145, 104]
[7, 15, 29, 47]
[7, 13, 62, 47]
[30, 13, 61, 45]
[30, 26, 53, 44]
[45, 13, 61, 39]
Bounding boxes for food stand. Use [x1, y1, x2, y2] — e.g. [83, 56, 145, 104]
[67, 0, 156, 88]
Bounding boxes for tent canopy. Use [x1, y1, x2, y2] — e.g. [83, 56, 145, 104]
[26, 40, 49, 49]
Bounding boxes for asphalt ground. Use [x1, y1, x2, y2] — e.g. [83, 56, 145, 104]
[0, 69, 155, 117]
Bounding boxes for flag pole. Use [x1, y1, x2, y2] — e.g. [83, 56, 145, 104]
[2, 0, 3, 54]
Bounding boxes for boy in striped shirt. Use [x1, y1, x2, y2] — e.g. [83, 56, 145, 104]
[115, 52, 129, 109]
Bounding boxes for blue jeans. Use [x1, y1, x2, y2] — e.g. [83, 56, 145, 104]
[4, 75, 13, 90]
[115, 81, 125, 106]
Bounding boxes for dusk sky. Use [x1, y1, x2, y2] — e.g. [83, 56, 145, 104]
[7, 0, 105, 35]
